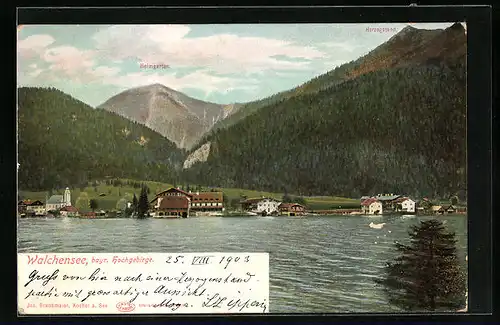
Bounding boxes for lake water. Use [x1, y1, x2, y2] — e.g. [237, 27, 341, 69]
[18, 215, 467, 313]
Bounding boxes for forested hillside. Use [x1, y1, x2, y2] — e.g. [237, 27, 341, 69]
[18, 87, 185, 190]
[182, 61, 466, 199]
[208, 23, 465, 134]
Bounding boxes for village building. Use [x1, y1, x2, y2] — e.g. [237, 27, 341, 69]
[18, 200, 46, 216]
[401, 198, 416, 213]
[431, 205, 442, 214]
[190, 191, 224, 216]
[81, 212, 97, 219]
[438, 205, 457, 214]
[27, 200, 46, 216]
[17, 200, 28, 216]
[361, 198, 383, 215]
[374, 194, 402, 211]
[60, 205, 80, 217]
[149, 187, 192, 218]
[46, 187, 72, 212]
[241, 197, 281, 215]
[278, 203, 306, 216]
[394, 197, 416, 213]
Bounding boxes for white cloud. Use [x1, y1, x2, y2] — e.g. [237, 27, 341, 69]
[43, 46, 95, 74]
[92, 66, 121, 78]
[18, 42, 125, 85]
[18, 23, 463, 104]
[17, 34, 55, 59]
[105, 69, 259, 97]
[92, 25, 326, 75]
[29, 69, 43, 78]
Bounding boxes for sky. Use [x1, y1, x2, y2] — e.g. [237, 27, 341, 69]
[17, 22, 465, 107]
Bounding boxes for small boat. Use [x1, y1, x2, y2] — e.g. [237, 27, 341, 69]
[369, 222, 386, 229]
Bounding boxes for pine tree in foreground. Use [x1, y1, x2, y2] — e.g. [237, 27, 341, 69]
[375, 219, 466, 312]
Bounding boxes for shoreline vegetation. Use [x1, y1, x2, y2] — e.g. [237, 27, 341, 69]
[18, 178, 467, 220]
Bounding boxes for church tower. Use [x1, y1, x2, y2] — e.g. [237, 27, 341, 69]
[64, 187, 71, 206]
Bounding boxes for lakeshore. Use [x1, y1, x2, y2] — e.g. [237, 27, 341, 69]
[18, 180, 467, 220]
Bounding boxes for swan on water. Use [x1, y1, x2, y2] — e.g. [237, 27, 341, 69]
[369, 222, 386, 229]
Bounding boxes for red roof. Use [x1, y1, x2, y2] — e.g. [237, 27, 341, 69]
[60, 205, 78, 212]
[159, 196, 189, 210]
[361, 198, 379, 206]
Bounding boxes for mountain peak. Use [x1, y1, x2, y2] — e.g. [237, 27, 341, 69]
[386, 25, 420, 43]
[142, 83, 171, 92]
[98, 83, 229, 150]
[401, 25, 417, 32]
[448, 22, 465, 32]
[150, 82, 167, 88]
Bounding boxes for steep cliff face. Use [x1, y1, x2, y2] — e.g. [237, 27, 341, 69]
[183, 142, 211, 169]
[98, 84, 228, 149]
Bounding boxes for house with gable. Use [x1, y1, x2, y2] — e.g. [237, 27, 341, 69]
[150, 187, 192, 218]
[361, 197, 383, 215]
[394, 197, 416, 214]
[278, 203, 306, 216]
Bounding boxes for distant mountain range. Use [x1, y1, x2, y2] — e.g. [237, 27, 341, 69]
[181, 23, 467, 199]
[18, 23, 467, 199]
[209, 23, 466, 133]
[98, 84, 243, 150]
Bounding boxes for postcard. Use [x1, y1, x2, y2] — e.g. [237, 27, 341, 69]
[17, 22, 468, 314]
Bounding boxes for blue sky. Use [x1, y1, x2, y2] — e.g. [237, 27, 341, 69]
[17, 23, 464, 107]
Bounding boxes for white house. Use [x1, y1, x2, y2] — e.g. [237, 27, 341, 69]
[26, 200, 46, 216]
[46, 187, 71, 212]
[241, 197, 281, 215]
[361, 198, 383, 215]
[257, 198, 281, 214]
[400, 198, 416, 213]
